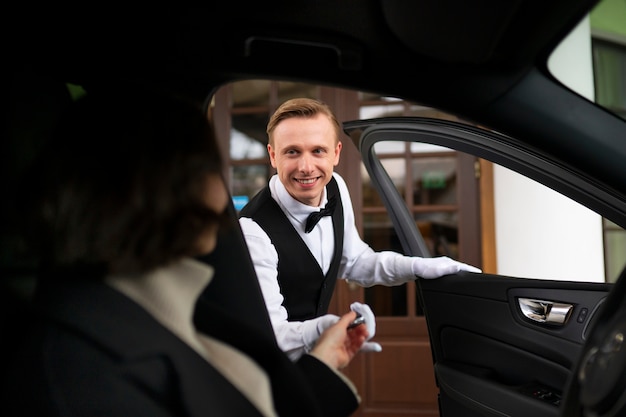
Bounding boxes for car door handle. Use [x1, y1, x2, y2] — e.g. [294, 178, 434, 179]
[518, 298, 573, 326]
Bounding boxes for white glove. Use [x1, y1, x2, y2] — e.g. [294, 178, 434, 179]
[302, 314, 340, 352]
[350, 302, 382, 352]
[412, 256, 482, 279]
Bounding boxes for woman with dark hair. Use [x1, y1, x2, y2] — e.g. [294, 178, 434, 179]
[3, 88, 366, 417]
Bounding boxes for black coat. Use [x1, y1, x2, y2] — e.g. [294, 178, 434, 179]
[2, 278, 358, 417]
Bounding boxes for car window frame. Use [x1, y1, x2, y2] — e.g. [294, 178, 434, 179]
[345, 116, 626, 260]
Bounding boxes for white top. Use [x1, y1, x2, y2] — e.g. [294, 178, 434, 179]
[106, 258, 277, 417]
[239, 172, 416, 357]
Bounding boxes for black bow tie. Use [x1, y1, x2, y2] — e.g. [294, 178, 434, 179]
[304, 196, 336, 233]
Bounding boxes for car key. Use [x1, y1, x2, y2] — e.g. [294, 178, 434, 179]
[348, 314, 366, 329]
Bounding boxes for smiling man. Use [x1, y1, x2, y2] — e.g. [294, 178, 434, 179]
[269, 110, 341, 207]
[238, 98, 481, 361]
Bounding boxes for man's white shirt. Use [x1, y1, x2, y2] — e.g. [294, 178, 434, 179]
[239, 172, 416, 359]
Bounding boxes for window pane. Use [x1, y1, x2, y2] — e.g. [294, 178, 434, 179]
[363, 212, 403, 252]
[415, 211, 459, 259]
[411, 156, 457, 206]
[362, 143, 461, 317]
[230, 128, 267, 161]
[363, 211, 409, 316]
[230, 164, 270, 210]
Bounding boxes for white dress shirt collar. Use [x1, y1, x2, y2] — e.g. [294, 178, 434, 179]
[269, 175, 329, 225]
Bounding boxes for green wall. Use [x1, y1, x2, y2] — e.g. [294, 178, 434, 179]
[590, 0, 626, 37]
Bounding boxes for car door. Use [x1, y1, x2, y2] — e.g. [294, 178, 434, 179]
[345, 117, 616, 417]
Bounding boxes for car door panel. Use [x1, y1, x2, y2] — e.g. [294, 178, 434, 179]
[347, 118, 615, 416]
[420, 275, 610, 416]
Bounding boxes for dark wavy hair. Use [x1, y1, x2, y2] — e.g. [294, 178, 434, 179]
[22, 87, 227, 276]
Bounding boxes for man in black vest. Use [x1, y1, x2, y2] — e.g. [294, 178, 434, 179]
[239, 98, 481, 360]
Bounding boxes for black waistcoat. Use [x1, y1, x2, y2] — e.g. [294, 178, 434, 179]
[239, 178, 344, 320]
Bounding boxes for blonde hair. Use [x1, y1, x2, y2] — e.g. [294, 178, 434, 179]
[266, 98, 341, 146]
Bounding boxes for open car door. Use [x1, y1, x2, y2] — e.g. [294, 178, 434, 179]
[345, 118, 621, 417]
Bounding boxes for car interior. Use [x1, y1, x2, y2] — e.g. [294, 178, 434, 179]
[3, 1, 626, 416]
